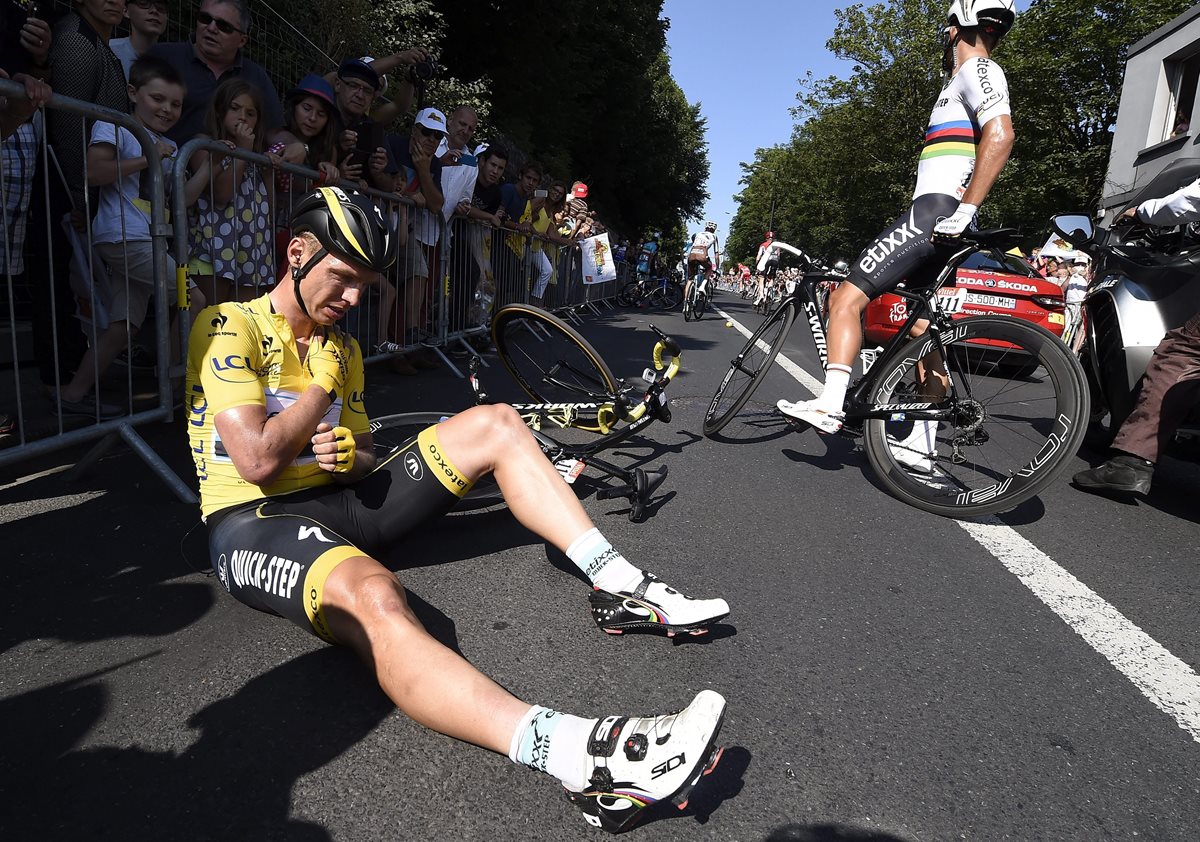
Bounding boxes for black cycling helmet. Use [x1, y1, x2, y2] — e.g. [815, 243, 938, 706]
[288, 186, 398, 316]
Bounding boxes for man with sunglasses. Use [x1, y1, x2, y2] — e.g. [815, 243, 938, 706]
[150, 0, 282, 144]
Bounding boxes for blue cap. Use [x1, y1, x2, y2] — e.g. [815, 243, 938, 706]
[287, 74, 337, 110]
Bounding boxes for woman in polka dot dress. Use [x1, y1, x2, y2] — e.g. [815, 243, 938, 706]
[187, 79, 274, 305]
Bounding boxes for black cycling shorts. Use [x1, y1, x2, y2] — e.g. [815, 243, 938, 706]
[845, 193, 960, 300]
[764, 260, 779, 280]
[206, 424, 472, 643]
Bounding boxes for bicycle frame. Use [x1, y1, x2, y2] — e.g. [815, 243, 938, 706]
[778, 242, 983, 424]
[470, 324, 678, 466]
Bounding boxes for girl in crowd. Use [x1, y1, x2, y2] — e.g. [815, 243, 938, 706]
[187, 79, 273, 305]
[267, 74, 341, 271]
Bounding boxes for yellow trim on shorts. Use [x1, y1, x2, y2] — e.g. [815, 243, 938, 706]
[416, 425, 474, 498]
[302, 545, 363, 644]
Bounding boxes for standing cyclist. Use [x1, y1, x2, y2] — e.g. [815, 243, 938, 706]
[185, 186, 730, 833]
[777, 0, 1016, 474]
[684, 220, 721, 307]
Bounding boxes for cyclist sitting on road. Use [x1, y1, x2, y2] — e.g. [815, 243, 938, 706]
[684, 220, 720, 304]
[1073, 178, 1200, 498]
[777, 0, 1017, 477]
[185, 186, 730, 833]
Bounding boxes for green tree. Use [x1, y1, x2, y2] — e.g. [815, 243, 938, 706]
[989, 0, 1197, 235]
[730, 0, 1197, 259]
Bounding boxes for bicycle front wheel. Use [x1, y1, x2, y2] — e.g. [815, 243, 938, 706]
[703, 300, 798, 436]
[369, 412, 504, 509]
[861, 316, 1088, 518]
[491, 304, 619, 405]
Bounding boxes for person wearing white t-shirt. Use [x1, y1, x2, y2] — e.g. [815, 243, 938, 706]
[55, 58, 209, 418]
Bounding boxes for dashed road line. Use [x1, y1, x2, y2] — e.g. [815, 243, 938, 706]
[718, 307, 1200, 743]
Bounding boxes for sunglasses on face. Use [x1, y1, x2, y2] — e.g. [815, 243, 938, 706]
[416, 125, 444, 137]
[130, 0, 168, 10]
[197, 10, 242, 35]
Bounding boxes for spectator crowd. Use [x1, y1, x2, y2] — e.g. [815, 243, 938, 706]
[1, 0, 618, 426]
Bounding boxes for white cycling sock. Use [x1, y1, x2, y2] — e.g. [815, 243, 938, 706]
[565, 527, 642, 593]
[902, 420, 938, 453]
[509, 705, 595, 792]
[816, 364, 853, 413]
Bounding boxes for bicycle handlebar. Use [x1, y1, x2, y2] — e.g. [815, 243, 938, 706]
[614, 325, 681, 423]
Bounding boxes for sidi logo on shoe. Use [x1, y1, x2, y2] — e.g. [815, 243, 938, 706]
[651, 752, 686, 779]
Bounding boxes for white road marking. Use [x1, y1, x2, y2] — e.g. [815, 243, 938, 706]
[714, 307, 824, 396]
[719, 307, 1200, 744]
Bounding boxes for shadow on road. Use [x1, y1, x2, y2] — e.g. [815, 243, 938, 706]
[766, 823, 915, 841]
[0, 647, 392, 839]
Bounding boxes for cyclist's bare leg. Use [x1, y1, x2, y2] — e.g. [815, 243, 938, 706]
[826, 281, 870, 370]
[908, 317, 949, 401]
[433, 403, 730, 632]
[754, 275, 765, 303]
[324, 554, 528, 754]
[436, 404, 592, 548]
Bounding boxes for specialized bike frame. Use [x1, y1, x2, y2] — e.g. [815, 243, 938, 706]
[775, 242, 987, 425]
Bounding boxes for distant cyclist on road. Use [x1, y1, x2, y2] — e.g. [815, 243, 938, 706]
[684, 220, 720, 305]
[777, 0, 1017, 476]
[755, 233, 782, 307]
[185, 187, 729, 833]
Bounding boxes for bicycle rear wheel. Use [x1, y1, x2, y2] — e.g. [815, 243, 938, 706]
[491, 304, 619, 405]
[616, 281, 640, 307]
[653, 282, 682, 309]
[703, 300, 798, 436]
[696, 290, 709, 319]
[861, 316, 1088, 518]
[369, 412, 504, 509]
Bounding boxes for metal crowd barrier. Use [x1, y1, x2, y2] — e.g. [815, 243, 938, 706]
[0, 79, 194, 502]
[168, 141, 476, 377]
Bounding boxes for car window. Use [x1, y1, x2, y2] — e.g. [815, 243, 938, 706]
[961, 251, 1038, 277]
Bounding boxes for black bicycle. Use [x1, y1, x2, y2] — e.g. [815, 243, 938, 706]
[683, 267, 712, 322]
[704, 229, 1090, 518]
[616, 270, 683, 309]
[371, 305, 680, 522]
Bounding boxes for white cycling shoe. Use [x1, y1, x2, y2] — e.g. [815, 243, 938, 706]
[591, 573, 730, 637]
[564, 689, 727, 833]
[776, 399, 845, 434]
[887, 435, 936, 474]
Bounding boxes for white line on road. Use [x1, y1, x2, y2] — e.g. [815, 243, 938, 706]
[718, 307, 1200, 743]
[714, 307, 824, 397]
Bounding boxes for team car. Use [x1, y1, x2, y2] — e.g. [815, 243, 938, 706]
[863, 250, 1067, 349]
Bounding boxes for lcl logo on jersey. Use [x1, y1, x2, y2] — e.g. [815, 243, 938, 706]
[403, 451, 424, 481]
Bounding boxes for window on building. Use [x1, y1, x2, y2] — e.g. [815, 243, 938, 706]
[1161, 51, 1200, 142]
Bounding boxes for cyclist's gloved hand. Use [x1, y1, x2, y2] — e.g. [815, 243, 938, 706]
[933, 203, 978, 239]
[313, 422, 356, 474]
[306, 329, 350, 402]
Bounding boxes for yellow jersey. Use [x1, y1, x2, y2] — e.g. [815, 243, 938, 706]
[184, 293, 369, 519]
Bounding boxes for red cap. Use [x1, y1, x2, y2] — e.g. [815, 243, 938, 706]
[571, 181, 589, 199]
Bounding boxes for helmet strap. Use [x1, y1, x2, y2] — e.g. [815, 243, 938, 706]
[941, 26, 959, 73]
[292, 247, 328, 319]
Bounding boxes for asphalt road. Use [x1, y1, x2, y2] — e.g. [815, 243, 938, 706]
[2, 295, 1198, 841]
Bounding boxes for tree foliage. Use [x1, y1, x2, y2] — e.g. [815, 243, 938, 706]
[435, 0, 709, 237]
[727, 0, 1197, 264]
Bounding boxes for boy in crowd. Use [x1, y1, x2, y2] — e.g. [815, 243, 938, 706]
[56, 57, 208, 417]
[109, 0, 168, 79]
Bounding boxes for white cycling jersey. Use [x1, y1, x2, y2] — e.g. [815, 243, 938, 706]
[913, 56, 1010, 201]
[689, 230, 718, 260]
